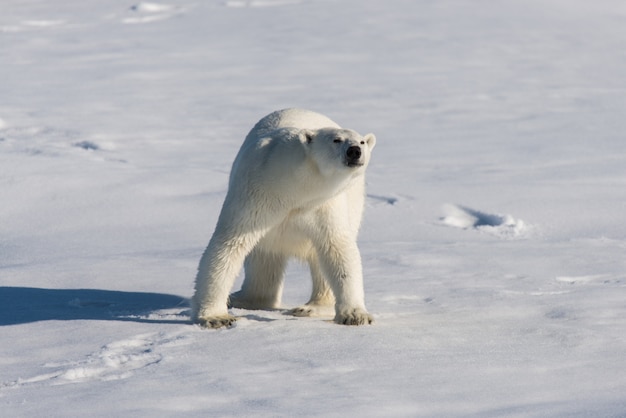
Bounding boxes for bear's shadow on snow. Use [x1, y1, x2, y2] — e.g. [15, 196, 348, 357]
[0, 287, 190, 326]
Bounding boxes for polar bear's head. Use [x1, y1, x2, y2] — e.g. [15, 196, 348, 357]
[303, 128, 376, 177]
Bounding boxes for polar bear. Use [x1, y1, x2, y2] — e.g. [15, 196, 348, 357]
[191, 108, 376, 328]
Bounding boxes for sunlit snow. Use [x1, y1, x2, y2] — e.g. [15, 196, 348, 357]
[1, 0, 625, 416]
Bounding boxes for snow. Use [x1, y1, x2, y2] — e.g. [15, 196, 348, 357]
[1, 0, 626, 416]
[440, 204, 531, 239]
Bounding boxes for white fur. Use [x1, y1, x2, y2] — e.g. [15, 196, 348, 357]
[191, 108, 376, 328]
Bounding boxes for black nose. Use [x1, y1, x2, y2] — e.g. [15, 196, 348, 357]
[346, 146, 362, 162]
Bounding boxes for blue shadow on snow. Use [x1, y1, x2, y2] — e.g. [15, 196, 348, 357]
[0, 287, 190, 326]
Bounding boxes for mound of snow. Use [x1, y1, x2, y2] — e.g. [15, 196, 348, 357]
[441, 204, 531, 239]
[130, 2, 174, 13]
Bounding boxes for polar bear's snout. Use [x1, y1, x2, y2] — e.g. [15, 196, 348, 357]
[345, 145, 363, 166]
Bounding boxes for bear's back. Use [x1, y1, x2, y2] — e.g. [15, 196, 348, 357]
[250, 108, 340, 138]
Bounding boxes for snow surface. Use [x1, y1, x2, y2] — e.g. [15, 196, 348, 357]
[1, 0, 626, 416]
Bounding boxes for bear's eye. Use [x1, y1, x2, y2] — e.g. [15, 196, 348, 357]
[360, 141, 365, 145]
[333, 138, 342, 143]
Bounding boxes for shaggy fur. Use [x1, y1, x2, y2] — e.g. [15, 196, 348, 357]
[191, 108, 376, 328]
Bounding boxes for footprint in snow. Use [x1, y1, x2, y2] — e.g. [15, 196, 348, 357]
[367, 194, 398, 206]
[0, 125, 79, 157]
[0, 124, 124, 162]
[2, 332, 189, 388]
[73, 140, 100, 151]
[440, 204, 531, 239]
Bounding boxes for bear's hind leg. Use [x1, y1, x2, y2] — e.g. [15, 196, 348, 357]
[287, 254, 335, 317]
[229, 249, 286, 310]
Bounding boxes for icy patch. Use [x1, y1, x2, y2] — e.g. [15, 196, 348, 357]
[441, 204, 531, 239]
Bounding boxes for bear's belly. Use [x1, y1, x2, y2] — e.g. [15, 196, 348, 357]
[256, 215, 314, 259]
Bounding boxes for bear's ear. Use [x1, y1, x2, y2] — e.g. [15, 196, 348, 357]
[364, 133, 376, 150]
[300, 129, 315, 144]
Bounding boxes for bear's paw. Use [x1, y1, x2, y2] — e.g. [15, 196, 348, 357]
[196, 314, 237, 329]
[287, 303, 335, 318]
[287, 306, 314, 317]
[334, 308, 374, 326]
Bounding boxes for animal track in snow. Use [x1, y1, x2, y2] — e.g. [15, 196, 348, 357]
[0, 125, 79, 157]
[367, 194, 398, 206]
[0, 124, 123, 162]
[72, 140, 100, 151]
[441, 204, 531, 239]
[3, 333, 188, 388]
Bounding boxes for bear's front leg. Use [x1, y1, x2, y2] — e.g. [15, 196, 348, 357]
[313, 236, 373, 326]
[191, 230, 261, 328]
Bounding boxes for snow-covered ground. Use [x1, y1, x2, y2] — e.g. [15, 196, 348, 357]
[2, 0, 626, 416]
